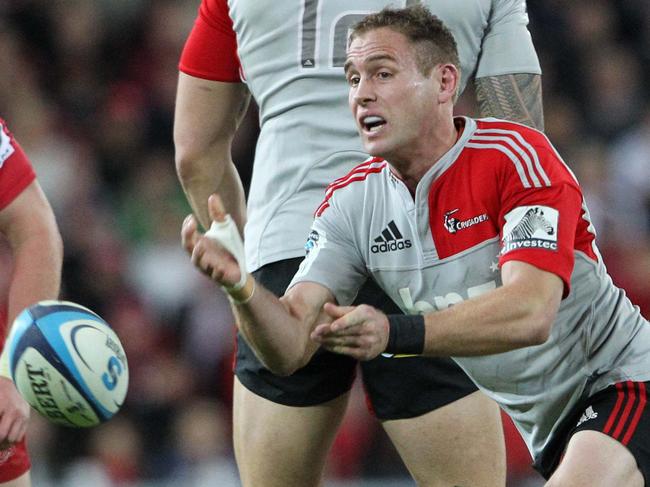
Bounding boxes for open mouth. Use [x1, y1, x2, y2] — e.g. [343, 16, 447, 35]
[362, 115, 386, 133]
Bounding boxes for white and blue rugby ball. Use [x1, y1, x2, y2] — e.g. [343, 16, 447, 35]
[6, 300, 129, 428]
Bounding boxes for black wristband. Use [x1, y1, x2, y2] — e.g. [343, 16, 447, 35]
[385, 314, 425, 355]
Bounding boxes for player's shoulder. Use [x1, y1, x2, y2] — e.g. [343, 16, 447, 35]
[473, 117, 547, 146]
[329, 156, 387, 188]
[471, 116, 556, 158]
[470, 117, 577, 187]
[315, 156, 387, 217]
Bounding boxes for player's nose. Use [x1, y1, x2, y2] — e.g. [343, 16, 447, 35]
[353, 78, 376, 106]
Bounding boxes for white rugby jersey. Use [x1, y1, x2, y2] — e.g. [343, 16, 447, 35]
[180, 0, 541, 271]
[290, 117, 650, 464]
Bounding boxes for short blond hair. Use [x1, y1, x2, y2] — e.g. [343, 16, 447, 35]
[349, 5, 460, 78]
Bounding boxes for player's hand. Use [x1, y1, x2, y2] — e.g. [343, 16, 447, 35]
[0, 376, 30, 449]
[181, 194, 242, 288]
[311, 303, 389, 360]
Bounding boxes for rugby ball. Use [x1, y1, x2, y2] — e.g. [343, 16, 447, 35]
[6, 300, 128, 428]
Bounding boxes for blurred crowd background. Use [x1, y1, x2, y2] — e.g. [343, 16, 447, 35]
[1, 1, 650, 486]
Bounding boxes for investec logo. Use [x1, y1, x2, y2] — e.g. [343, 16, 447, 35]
[371, 220, 412, 254]
[501, 206, 559, 254]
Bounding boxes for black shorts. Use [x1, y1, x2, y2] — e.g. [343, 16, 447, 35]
[534, 381, 650, 482]
[234, 258, 478, 420]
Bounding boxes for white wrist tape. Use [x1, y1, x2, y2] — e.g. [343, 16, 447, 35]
[0, 348, 10, 379]
[204, 215, 248, 291]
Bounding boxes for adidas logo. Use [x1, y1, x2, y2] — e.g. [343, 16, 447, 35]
[576, 406, 598, 427]
[371, 221, 412, 254]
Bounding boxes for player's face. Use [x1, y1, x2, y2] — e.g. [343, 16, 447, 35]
[345, 28, 442, 162]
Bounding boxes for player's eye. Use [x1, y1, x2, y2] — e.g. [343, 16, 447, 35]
[377, 71, 392, 80]
[347, 75, 360, 87]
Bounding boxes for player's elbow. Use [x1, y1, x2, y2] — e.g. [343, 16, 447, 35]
[267, 362, 296, 377]
[49, 226, 64, 267]
[504, 268, 563, 348]
[525, 315, 553, 346]
[521, 297, 559, 347]
[32, 209, 64, 267]
[261, 354, 306, 377]
[241, 332, 305, 377]
[174, 126, 219, 177]
[281, 340, 317, 374]
[174, 142, 203, 184]
[258, 340, 312, 376]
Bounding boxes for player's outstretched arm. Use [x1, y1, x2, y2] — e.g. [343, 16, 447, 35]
[0, 180, 63, 447]
[174, 73, 250, 233]
[312, 260, 563, 360]
[475, 73, 544, 131]
[182, 194, 334, 375]
[311, 303, 390, 361]
[0, 181, 63, 325]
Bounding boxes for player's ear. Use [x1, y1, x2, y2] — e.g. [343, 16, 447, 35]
[437, 63, 459, 103]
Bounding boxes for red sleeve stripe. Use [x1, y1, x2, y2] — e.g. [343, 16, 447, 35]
[466, 140, 534, 188]
[622, 382, 647, 445]
[315, 202, 330, 216]
[603, 382, 627, 434]
[324, 159, 385, 197]
[315, 161, 386, 217]
[330, 157, 384, 185]
[603, 381, 648, 446]
[468, 128, 551, 188]
[611, 381, 637, 439]
[473, 128, 551, 185]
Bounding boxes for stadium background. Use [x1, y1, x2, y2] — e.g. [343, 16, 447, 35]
[1, 1, 650, 485]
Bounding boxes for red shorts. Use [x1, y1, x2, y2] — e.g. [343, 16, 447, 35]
[0, 438, 30, 482]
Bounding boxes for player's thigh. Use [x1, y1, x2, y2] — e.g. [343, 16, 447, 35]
[0, 471, 30, 487]
[547, 430, 643, 487]
[234, 259, 358, 486]
[232, 377, 349, 487]
[382, 390, 505, 487]
[358, 279, 505, 486]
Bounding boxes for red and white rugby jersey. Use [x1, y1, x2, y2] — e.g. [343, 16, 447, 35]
[430, 117, 598, 296]
[179, 0, 541, 272]
[0, 119, 36, 347]
[0, 119, 35, 211]
[292, 117, 650, 465]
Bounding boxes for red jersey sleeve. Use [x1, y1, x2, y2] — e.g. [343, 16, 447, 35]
[0, 119, 36, 211]
[178, 0, 242, 82]
[492, 123, 587, 297]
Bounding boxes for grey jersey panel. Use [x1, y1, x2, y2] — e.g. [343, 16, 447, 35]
[290, 122, 650, 463]
[227, 0, 541, 271]
[475, 0, 540, 78]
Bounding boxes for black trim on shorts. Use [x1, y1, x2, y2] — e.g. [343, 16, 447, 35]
[234, 258, 478, 419]
[534, 381, 650, 483]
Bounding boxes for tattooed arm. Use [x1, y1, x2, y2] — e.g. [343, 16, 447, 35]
[475, 73, 544, 131]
